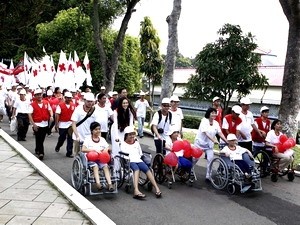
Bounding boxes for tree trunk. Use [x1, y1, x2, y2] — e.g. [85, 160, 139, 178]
[161, 0, 181, 99]
[278, 0, 300, 137]
[92, 0, 140, 93]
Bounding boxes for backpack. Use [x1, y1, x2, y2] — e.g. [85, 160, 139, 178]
[150, 110, 172, 134]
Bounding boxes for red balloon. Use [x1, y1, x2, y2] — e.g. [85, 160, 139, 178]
[164, 152, 178, 167]
[191, 147, 203, 158]
[183, 148, 192, 158]
[98, 151, 111, 163]
[172, 140, 184, 152]
[282, 140, 293, 150]
[276, 143, 285, 153]
[182, 139, 191, 151]
[279, 134, 288, 144]
[287, 138, 296, 147]
[86, 151, 99, 162]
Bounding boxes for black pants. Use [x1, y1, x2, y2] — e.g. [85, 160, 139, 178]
[17, 113, 29, 139]
[47, 116, 55, 135]
[5, 103, 12, 122]
[55, 128, 73, 156]
[154, 139, 166, 155]
[34, 126, 48, 155]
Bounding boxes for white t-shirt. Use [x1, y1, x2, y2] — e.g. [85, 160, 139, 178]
[150, 111, 173, 140]
[238, 111, 254, 142]
[194, 117, 221, 150]
[120, 141, 143, 163]
[169, 108, 184, 131]
[0, 89, 8, 107]
[71, 105, 97, 141]
[220, 145, 248, 160]
[265, 129, 281, 151]
[83, 136, 109, 152]
[13, 99, 31, 114]
[134, 99, 149, 118]
[55, 104, 73, 128]
[95, 104, 113, 132]
[8, 90, 18, 106]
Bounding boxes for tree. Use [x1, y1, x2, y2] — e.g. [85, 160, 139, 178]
[161, 0, 181, 99]
[91, 0, 140, 92]
[278, 0, 300, 138]
[184, 24, 268, 110]
[139, 16, 164, 109]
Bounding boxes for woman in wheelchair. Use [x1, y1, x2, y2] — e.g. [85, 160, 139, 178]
[165, 127, 193, 173]
[265, 119, 294, 172]
[81, 122, 114, 192]
[121, 126, 162, 199]
[220, 133, 255, 178]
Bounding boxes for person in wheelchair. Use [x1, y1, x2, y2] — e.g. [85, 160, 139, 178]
[220, 133, 255, 178]
[165, 127, 193, 174]
[121, 126, 162, 199]
[81, 122, 114, 192]
[265, 119, 294, 172]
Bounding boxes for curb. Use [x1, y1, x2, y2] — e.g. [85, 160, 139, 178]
[142, 127, 300, 177]
[0, 129, 116, 225]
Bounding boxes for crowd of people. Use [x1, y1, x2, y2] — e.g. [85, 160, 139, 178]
[0, 82, 295, 197]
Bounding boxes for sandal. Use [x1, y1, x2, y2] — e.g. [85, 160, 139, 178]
[155, 191, 162, 198]
[133, 193, 146, 199]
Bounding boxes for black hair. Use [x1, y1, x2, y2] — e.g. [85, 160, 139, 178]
[204, 107, 217, 119]
[117, 97, 136, 132]
[118, 88, 126, 94]
[97, 93, 106, 100]
[271, 119, 281, 130]
[90, 121, 101, 132]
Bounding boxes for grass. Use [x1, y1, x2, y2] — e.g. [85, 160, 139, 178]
[182, 131, 196, 143]
[293, 145, 300, 167]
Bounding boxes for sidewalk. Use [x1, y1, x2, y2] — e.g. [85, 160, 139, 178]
[0, 129, 115, 225]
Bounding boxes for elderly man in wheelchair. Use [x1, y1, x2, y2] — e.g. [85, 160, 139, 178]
[209, 133, 262, 194]
[71, 122, 118, 196]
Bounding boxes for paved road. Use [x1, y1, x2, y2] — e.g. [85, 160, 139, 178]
[2, 121, 300, 225]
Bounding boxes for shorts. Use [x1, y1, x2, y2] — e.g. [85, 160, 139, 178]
[130, 162, 149, 174]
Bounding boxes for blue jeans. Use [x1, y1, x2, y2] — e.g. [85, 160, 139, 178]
[130, 162, 149, 173]
[137, 117, 145, 137]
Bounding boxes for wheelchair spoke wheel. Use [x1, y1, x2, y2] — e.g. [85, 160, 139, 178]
[254, 151, 270, 178]
[71, 157, 84, 191]
[138, 169, 149, 186]
[114, 156, 125, 189]
[209, 158, 228, 190]
[152, 154, 166, 184]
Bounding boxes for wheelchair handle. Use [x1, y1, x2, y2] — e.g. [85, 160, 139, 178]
[142, 150, 151, 155]
[118, 151, 129, 157]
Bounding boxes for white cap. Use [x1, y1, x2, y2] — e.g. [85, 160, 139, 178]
[232, 105, 242, 114]
[34, 89, 43, 95]
[64, 92, 72, 98]
[11, 83, 18, 87]
[46, 90, 53, 96]
[213, 96, 220, 102]
[16, 86, 22, 89]
[227, 133, 237, 141]
[260, 106, 269, 113]
[112, 91, 118, 95]
[19, 89, 26, 95]
[124, 126, 136, 134]
[139, 90, 146, 96]
[84, 92, 95, 101]
[25, 85, 30, 88]
[240, 97, 252, 105]
[108, 91, 113, 97]
[161, 98, 170, 104]
[100, 86, 106, 90]
[170, 95, 180, 102]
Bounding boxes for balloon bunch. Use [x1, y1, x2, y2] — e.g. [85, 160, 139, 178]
[276, 134, 296, 153]
[164, 139, 204, 167]
[86, 150, 111, 163]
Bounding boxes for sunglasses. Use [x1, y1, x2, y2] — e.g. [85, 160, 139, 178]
[162, 104, 170, 107]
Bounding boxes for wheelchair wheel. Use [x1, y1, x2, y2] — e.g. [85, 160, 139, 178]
[138, 169, 149, 186]
[253, 150, 270, 178]
[114, 156, 125, 189]
[227, 183, 236, 195]
[147, 182, 153, 192]
[152, 154, 166, 184]
[71, 157, 84, 191]
[125, 184, 132, 194]
[271, 173, 278, 182]
[209, 158, 228, 190]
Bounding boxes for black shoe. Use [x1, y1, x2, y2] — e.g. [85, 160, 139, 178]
[66, 154, 74, 158]
[39, 154, 44, 160]
[205, 178, 211, 184]
[55, 148, 59, 152]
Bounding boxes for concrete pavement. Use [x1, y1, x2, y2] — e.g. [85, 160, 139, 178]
[0, 129, 115, 225]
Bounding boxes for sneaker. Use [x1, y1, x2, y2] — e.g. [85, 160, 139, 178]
[38, 154, 44, 160]
[55, 148, 60, 152]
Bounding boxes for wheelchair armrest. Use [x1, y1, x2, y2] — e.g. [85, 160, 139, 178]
[142, 150, 151, 155]
[119, 151, 129, 157]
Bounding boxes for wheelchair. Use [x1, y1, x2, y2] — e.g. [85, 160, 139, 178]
[114, 150, 154, 194]
[253, 148, 295, 182]
[209, 154, 262, 194]
[152, 152, 197, 189]
[71, 152, 118, 196]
